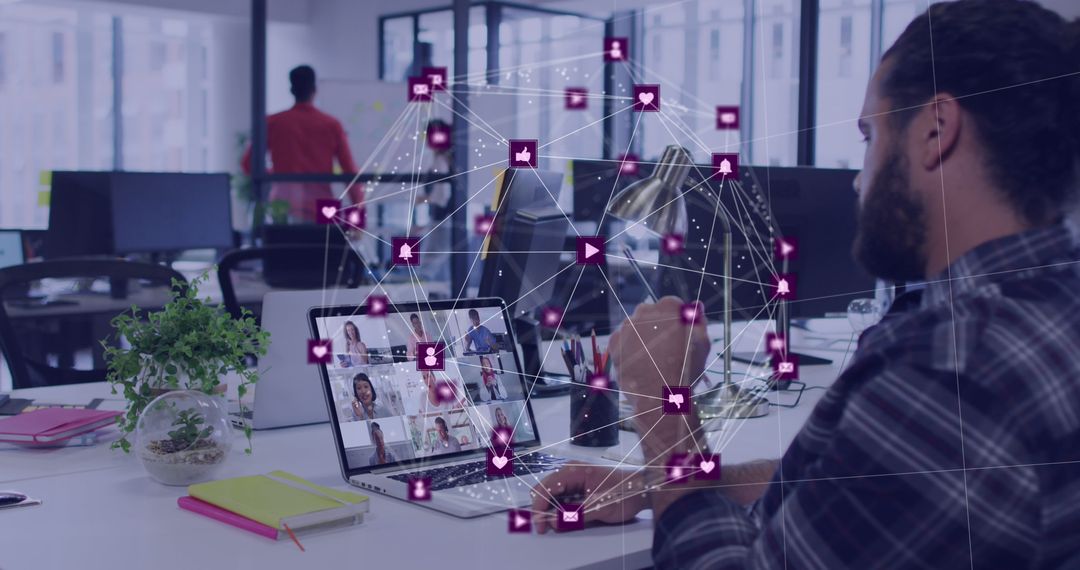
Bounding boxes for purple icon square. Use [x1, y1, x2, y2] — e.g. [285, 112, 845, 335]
[417, 342, 445, 371]
[392, 236, 420, 266]
[662, 386, 691, 415]
[588, 373, 609, 392]
[765, 332, 786, 355]
[666, 453, 693, 484]
[618, 153, 640, 175]
[576, 236, 605, 265]
[508, 139, 538, 169]
[486, 449, 514, 477]
[508, 509, 532, 533]
[434, 379, 457, 404]
[307, 339, 332, 364]
[421, 66, 447, 91]
[680, 302, 703, 326]
[632, 84, 660, 112]
[716, 106, 740, 130]
[565, 87, 588, 110]
[661, 233, 684, 255]
[407, 76, 432, 102]
[342, 206, 365, 229]
[775, 236, 797, 261]
[474, 214, 495, 236]
[408, 477, 432, 501]
[557, 504, 585, 532]
[366, 295, 389, 317]
[773, 354, 799, 381]
[772, 273, 797, 300]
[491, 427, 513, 454]
[604, 37, 628, 62]
[694, 453, 721, 481]
[315, 199, 341, 225]
[712, 153, 739, 179]
[427, 123, 451, 151]
[540, 306, 564, 329]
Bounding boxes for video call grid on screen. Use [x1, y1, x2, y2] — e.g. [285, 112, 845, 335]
[310, 301, 539, 473]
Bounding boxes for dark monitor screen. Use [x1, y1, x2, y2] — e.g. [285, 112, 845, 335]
[571, 159, 650, 223]
[110, 172, 234, 254]
[479, 207, 570, 321]
[46, 171, 114, 259]
[656, 165, 874, 319]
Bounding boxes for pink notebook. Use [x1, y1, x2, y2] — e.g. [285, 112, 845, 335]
[178, 496, 280, 540]
[0, 408, 120, 444]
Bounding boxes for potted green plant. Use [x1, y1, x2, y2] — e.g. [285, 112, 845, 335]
[137, 394, 233, 485]
[103, 271, 268, 453]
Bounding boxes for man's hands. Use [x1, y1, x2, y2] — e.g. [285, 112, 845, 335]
[530, 463, 649, 533]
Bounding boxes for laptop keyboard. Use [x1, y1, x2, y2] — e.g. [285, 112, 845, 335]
[388, 452, 564, 491]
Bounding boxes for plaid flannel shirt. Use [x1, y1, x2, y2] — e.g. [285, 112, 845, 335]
[654, 223, 1080, 569]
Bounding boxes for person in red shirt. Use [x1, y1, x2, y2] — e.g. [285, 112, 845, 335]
[242, 65, 363, 223]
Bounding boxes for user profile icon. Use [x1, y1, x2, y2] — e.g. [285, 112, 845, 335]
[604, 37, 628, 62]
[416, 342, 445, 371]
[408, 477, 432, 501]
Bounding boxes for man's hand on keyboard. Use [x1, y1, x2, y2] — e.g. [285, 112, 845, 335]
[530, 463, 648, 533]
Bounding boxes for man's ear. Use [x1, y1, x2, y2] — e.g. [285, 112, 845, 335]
[919, 94, 962, 171]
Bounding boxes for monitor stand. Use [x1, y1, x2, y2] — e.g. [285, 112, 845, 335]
[513, 316, 571, 398]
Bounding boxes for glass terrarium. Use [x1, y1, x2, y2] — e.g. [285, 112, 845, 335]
[136, 390, 232, 485]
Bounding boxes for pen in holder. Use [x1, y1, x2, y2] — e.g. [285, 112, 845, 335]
[570, 362, 622, 446]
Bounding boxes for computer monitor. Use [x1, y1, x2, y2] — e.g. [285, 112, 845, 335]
[0, 230, 24, 269]
[656, 165, 874, 319]
[261, 224, 349, 247]
[110, 172, 234, 254]
[479, 207, 570, 321]
[45, 171, 114, 259]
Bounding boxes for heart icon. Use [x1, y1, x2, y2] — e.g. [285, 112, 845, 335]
[638, 92, 655, 106]
[699, 460, 715, 474]
[312, 345, 328, 358]
[492, 455, 509, 469]
[321, 206, 337, 220]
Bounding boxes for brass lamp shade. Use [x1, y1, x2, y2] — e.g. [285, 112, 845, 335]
[607, 145, 693, 236]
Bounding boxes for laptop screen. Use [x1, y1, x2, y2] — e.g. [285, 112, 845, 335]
[0, 230, 24, 269]
[309, 299, 540, 474]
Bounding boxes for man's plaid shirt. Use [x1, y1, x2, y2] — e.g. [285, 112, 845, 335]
[654, 223, 1080, 569]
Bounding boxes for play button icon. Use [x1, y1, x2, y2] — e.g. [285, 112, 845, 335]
[508, 509, 532, 533]
[576, 236, 606, 265]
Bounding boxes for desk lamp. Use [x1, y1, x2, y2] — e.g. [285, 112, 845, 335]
[607, 145, 768, 420]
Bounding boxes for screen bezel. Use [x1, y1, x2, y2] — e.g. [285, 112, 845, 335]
[308, 297, 543, 477]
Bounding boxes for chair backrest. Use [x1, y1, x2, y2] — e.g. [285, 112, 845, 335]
[216, 245, 370, 321]
[0, 258, 187, 389]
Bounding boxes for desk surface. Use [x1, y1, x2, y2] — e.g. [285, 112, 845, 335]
[0, 323, 855, 570]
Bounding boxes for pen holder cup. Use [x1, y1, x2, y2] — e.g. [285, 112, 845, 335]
[569, 374, 619, 448]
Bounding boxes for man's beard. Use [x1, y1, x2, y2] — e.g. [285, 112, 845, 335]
[852, 146, 928, 282]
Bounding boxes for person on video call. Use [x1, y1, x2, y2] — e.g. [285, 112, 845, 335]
[417, 370, 460, 413]
[430, 416, 461, 454]
[463, 309, 498, 354]
[368, 422, 397, 466]
[343, 320, 369, 366]
[406, 313, 431, 359]
[479, 355, 504, 401]
[532, 2, 1080, 568]
[242, 65, 363, 222]
[350, 373, 391, 421]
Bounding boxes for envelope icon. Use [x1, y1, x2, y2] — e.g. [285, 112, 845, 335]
[562, 511, 579, 523]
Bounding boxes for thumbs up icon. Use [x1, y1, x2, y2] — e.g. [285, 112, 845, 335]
[509, 140, 537, 168]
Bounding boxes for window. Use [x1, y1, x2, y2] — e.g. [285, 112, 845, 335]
[0, 4, 113, 228]
[752, 0, 800, 166]
[382, 16, 413, 81]
[814, 0, 871, 169]
[708, 29, 720, 80]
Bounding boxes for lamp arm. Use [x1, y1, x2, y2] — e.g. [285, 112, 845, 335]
[698, 187, 734, 391]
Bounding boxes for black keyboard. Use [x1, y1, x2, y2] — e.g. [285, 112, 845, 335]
[389, 452, 564, 491]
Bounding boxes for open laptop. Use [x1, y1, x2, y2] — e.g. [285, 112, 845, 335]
[249, 286, 416, 430]
[309, 298, 566, 518]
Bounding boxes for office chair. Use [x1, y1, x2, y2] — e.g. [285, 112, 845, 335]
[216, 244, 371, 321]
[0, 258, 187, 389]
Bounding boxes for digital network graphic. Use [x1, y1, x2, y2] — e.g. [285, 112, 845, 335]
[303, 26, 817, 542]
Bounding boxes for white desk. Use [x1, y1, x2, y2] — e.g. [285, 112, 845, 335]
[0, 322, 855, 570]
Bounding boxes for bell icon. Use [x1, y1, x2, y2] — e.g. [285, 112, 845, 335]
[399, 243, 413, 260]
[718, 158, 732, 175]
[777, 279, 790, 296]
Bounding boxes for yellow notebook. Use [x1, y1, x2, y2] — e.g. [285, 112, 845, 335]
[189, 470, 369, 532]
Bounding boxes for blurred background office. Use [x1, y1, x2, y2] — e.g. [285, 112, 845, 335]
[2, 0, 1078, 393]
